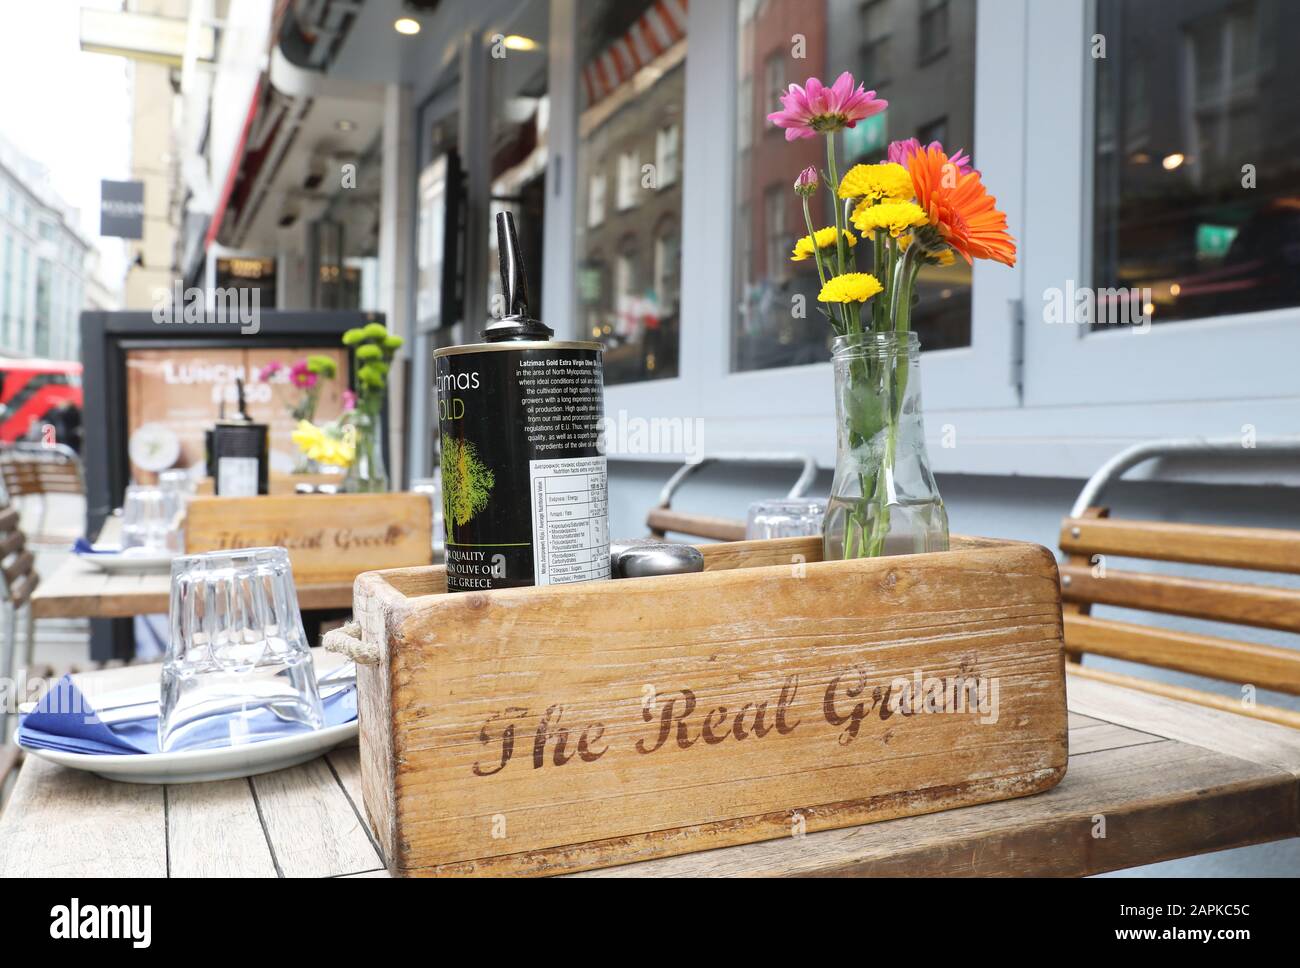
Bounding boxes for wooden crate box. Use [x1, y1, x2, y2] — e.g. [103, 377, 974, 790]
[339, 535, 1068, 876]
[186, 492, 432, 583]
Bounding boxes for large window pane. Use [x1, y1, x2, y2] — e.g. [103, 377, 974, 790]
[1093, 0, 1300, 327]
[575, 0, 687, 385]
[732, 0, 977, 374]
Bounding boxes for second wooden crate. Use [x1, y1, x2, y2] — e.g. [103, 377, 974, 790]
[185, 492, 432, 582]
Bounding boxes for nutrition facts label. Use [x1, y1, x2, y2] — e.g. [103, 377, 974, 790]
[529, 456, 610, 585]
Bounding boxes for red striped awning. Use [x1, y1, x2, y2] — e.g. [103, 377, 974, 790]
[582, 0, 688, 108]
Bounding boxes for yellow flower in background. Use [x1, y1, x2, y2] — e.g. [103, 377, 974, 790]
[934, 248, 956, 267]
[291, 420, 355, 468]
[818, 272, 884, 304]
[851, 199, 928, 238]
[291, 420, 323, 452]
[791, 226, 857, 262]
[838, 162, 913, 202]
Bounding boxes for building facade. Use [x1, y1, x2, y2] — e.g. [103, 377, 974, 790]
[0, 136, 94, 361]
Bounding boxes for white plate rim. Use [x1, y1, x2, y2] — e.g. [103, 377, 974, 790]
[19, 720, 358, 784]
[75, 551, 177, 574]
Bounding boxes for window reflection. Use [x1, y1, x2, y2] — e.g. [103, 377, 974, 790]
[486, 6, 549, 321]
[732, 0, 976, 374]
[1093, 0, 1300, 326]
[576, 0, 687, 385]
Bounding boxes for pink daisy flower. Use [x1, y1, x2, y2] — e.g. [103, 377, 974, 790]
[888, 138, 974, 175]
[767, 72, 887, 142]
[289, 360, 318, 389]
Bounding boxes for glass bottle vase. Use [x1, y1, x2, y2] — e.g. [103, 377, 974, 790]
[823, 332, 949, 559]
[343, 411, 389, 494]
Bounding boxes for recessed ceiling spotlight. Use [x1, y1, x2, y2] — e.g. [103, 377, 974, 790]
[395, 17, 421, 35]
[336, 120, 356, 132]
[1161, 152, 1185, 171]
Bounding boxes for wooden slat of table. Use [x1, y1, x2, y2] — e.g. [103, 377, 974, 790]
[30, 554, 356, 619]
[167, 779, 277, 878]
[1066, 674, 1300, 777]
[3, 675, 1299, 877]
[249, 756, 385, 878]
[0, 756, 167, 878]
[578, 730, 1294, 877]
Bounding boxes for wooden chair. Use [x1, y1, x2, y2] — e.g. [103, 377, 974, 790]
[0, 443, 85, 546]
[645, 452, 816, 542]
[0, 502, 39, 787]
[1060, 437, 1300, 730]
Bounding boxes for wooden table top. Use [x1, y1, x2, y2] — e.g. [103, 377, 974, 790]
[29, 555, 356, 619]
[29, 518, 355, 619]
[3, 671, 1298, 878]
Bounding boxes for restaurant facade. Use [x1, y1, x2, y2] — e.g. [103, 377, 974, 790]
[159, 0, 1300, 853]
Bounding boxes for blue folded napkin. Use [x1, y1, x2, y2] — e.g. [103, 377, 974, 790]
[18, 675, 356, 756]
[72, 537, 117, 555]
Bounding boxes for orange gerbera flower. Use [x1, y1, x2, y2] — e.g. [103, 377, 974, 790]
[908, 145, 1017, 266]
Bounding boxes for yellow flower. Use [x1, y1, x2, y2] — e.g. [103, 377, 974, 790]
[292, 419, 354, 468]
[292, 420, 323, 452]
[933, 248, 956, 267]
[851, 200, 928, 238]
[818, 272, 884, 304]
[838, 162, 913, 201]
[791, 226, 857, 262]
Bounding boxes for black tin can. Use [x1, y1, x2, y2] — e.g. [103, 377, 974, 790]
[211, 378, 268, 496]
[434, 212, 609, 592]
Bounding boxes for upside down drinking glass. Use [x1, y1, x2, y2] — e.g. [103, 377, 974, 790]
[159, 547, 324, 753]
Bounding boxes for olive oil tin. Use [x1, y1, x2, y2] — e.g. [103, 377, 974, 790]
[435, 213, 609, 592]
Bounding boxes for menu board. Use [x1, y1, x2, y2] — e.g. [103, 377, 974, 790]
[124, 347, 349, 481]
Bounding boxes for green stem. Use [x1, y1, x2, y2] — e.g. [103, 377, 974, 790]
[872, 228, 886, 331]
[826, 135, 846, 273]
[800, 196, 829, 291]
[824, 134, 852, 332]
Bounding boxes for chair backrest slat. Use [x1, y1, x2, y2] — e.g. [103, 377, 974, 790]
[1060, 563, 1300, 634]
[646, 507, 746, 542]
[2, 549, 35, 586]
[1060, 506, 1300, 708]
[0, 443, 85, 499]
[1061, 517, 1300, 575]
[1065, 613, 1300, 694]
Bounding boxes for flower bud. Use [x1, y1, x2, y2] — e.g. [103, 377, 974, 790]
[794, 166, 819, 197]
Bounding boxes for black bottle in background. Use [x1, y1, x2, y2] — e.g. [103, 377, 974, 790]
[211, 377, 269, 496]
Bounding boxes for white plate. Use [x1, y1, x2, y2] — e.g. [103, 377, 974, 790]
[19, 721, 359, 784]
[76, 549, 176, 574]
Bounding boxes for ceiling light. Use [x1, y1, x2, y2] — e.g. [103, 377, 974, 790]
[503, 34, 538, 51]
[1161, 152, 1185, 171]
[336, 120, 356, 132]
[394, 17, 421, 35]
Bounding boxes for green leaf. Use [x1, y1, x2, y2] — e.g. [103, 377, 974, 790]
[846, 377, 885, 443]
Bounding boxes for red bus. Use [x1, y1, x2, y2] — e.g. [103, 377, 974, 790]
[0, 358, 84, 445]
